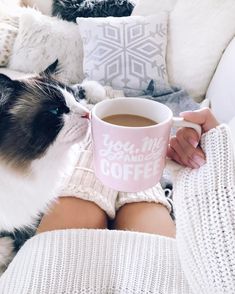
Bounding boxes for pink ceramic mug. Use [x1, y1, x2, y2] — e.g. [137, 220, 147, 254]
[91, 97, 201, 192]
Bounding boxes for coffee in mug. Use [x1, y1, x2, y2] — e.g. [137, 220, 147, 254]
[91, 98, 201, 192]
[102, 114, 157, 127]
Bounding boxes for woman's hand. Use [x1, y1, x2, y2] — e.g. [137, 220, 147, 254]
[167, 108, 219, 169]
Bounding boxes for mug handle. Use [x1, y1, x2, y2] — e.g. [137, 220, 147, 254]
[172, 117, 201, 137]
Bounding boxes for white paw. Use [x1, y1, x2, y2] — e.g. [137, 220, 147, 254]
[0, 237, 15, 276]
[81, 80, 107, 104]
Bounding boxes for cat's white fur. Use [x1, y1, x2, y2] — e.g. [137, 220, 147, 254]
[0, 89, 89, 231]
[81, 80, 106, 104]
[0, 88, 89, 276]
[0, 81, 107, 275]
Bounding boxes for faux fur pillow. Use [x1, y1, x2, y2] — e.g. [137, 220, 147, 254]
[9, 13, 84, 83]
[77, 14, 168, 91]
[0, 17, 18, 66]
[167, 0, 235, 102]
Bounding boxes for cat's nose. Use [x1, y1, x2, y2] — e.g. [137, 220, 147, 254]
[81, 112, 90, 120]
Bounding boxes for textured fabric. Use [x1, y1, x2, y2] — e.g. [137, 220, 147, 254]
[120, 80, 200, 121]
[174, 124, 235, 293]
[60, 140, 118, 219]
[167, 0, 235, 102]
[0, 229, 192, 294]
[0, 125, 234, 293]
[0, 17, 18, 66]
[77, 14, 168, 91]
[124, 79, 200, 118]
[9, 12, 84, 84]
[144, 80, 199, 117]
[117, 182, 172, 212]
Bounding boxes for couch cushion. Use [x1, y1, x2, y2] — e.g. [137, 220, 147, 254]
[132, 0, 177, 16]
[77, 14, 168, 91]
[167, 0, 235, 102]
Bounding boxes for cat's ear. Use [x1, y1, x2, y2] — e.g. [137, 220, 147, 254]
[0, 74, 15, 105]
[40, 59, 60, 76]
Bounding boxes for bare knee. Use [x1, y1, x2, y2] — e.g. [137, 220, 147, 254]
[37, 197, 108, 234]
[114, 202, 175, 238]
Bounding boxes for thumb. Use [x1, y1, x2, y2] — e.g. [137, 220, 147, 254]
[180, 108, 219, 133]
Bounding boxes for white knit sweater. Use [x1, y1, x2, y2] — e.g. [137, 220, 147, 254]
[0, 125, 234, 293]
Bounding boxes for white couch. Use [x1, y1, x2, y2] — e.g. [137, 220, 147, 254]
[1, 0, 235, 148]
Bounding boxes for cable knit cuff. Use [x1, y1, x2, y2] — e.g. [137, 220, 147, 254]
[174, 124, 235, 190]
[200, 124, 235, 188]
[60, 146, 118, 219]
[116, 183, 172, 212]
[173, 124, 235, 293]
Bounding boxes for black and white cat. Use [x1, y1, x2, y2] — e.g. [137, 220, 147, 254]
[0, 60, 106, 275]
[52, 0, 135, 22]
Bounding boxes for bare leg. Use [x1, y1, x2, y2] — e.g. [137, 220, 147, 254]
[37, 197, 108, 234]
[114, 202, 175, 238]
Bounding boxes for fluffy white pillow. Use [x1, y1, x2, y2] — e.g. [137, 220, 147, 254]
[167, 0, 235, 102]
[77, 14, 168, 91]
[9, 13, 84, 84]
[132, 0, 177, 15]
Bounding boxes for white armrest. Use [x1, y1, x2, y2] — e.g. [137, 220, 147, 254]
[206, 37, 235, 123]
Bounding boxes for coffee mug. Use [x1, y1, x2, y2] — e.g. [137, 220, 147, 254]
[91, 97, 201, 192]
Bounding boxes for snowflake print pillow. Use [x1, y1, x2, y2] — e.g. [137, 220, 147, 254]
[77, 14, 168, 91]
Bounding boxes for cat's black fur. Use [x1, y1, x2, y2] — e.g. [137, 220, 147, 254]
[0, 61, 83, 168]
[52, 0, 135, 22]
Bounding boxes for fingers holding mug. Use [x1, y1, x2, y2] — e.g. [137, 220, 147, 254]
[168, 128, 206, 169]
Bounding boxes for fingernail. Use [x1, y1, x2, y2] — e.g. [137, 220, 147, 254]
[188, 159, 200, 169]
[180, 111, 192, 117]
[192, 154, 206, 166]
[188, 138, 198, 148]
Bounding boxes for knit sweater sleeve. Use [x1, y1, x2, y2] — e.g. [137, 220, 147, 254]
[174, 124, 235, 294]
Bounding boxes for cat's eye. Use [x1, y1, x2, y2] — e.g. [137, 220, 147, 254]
[49, 108, 60, 115]
[47, 105, 69, 116]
